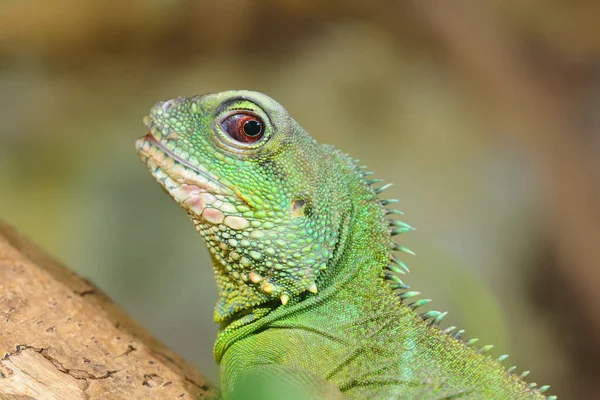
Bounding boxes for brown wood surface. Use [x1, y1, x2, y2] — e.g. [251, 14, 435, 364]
[0, 219, 218, 400]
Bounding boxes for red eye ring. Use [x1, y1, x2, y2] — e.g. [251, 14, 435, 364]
[220, 112, 265, 143]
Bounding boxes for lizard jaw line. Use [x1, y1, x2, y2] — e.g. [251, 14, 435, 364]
[137, 134, 246, 221]
[136, 135, 256, 231]
[136, 132, 238, 200]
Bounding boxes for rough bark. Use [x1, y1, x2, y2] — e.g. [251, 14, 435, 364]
[0, 219, 218, 400]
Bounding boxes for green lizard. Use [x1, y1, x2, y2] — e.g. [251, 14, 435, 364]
[136, 90, 555, 399]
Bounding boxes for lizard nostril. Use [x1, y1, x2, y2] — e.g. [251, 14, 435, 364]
[160, 97, 187, 114]
[162, 100, 175, 113]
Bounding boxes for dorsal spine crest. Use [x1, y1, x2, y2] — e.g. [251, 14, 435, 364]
[355, 159, 553, 398]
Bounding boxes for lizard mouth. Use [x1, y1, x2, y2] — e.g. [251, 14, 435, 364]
[136, 132, 235, 196]
[136, 127, 244, 217]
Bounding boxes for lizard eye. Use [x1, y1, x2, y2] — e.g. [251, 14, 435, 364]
[220, 112, 264, 143]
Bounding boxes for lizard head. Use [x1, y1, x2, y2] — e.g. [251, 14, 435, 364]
[136, 90, 352, 321]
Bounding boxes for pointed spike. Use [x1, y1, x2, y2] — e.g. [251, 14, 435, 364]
[432, 311, 448, 326]
[367, 179, 383, 185]
[307, 282, 318, 294]
[399, 291, 421, 300]
[393, 244, 416, 256]
[385, 264, 406, 274]
[391, 257, 410, 273]
[362, 171, 374, 175]
[409, 299, 431, 309]
[519, 371, 530, 379]
[280, 294, 289, 305]
[443, 326, 457, 334]
[465, 338, 479, 346]
[249, 272, 263, 283]
[400, 246, 416, 256]
[420, 310, 442, 320]
[389, 220, 414, 230]
[262, 282, 274, 294]
[507, 366, 517, 374]
[391, 227, 413, 236]
[538, 385, 550, 393]
[528, 383, 537, 389]
[547, 396, 557, 400]
[453, 329, 465, 339]
[399, 246, 416, 256]
[385, 273, 405, 286]
[496, 354, 509, 362]
[385, 209, 404, 216]
[479, 344, 494, 353]
[390, 283, 409, 290]
[375, 183, 393, 194]
[381, 199, 399, 206]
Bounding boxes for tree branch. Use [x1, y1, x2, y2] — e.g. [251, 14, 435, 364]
[0, 219, 217, 400]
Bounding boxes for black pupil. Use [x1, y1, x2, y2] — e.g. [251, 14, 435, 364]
[243, 119, 262, 137]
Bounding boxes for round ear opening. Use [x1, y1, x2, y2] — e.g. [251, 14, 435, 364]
[290, 197, 312, 218]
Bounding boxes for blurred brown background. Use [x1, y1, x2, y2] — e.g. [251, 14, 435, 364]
[1, 1, 599, 398]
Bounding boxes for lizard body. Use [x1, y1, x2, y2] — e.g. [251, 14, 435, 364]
[136, 90, 554, 399]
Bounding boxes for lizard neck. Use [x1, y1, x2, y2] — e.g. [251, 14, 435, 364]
[214, 149, 402, 327]
[318, 163, 396, 296]
[213, 155, 406, 361]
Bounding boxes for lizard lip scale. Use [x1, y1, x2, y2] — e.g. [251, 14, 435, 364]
[137, 132, 237, 199]
[136, 132, 247, 225]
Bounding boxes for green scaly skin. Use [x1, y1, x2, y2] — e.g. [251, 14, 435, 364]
[136, 90, 555, 399]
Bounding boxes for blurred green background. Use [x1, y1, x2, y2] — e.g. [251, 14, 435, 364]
[2, 1, 600, 398]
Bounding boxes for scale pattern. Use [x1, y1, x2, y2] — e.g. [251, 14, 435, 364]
[137, 90, 555, 399]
